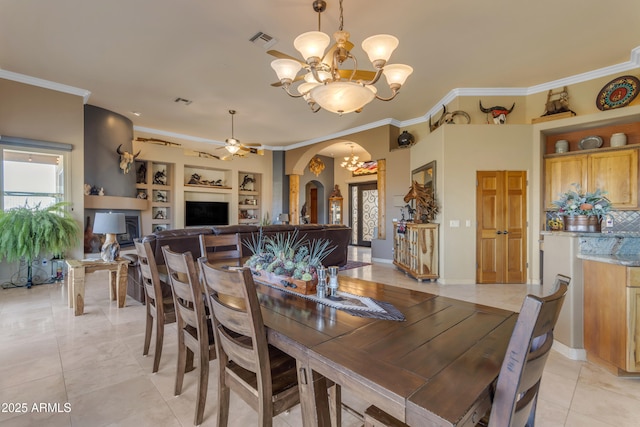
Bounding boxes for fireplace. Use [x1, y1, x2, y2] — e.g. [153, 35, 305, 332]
[117, 215, 141, 247]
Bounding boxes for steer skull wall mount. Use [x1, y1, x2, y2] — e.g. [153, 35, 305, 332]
[479, 101, 515, 124]
[116, 144, 141, 174]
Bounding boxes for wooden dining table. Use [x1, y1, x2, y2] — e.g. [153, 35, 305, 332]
[252, 274, 518, 427]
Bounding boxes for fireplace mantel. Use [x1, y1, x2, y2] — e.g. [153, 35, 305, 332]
[84, 195, 148, 211]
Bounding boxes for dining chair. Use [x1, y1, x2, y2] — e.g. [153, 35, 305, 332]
[134, 239, 176, 373]
[198, 258, 301, 427]
[161, 245, 216, 426]
[363, 277, 570, 427]
[199, 233, 242, 262]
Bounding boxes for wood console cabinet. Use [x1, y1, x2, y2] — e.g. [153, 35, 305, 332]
[583, 260, 640, 375]
[393, 222, 439, 281]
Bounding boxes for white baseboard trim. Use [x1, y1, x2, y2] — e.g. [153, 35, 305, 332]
[371, 257, 393, 264]
[552, 340, 587, 361]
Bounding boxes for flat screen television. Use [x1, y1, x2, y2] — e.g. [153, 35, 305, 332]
[185, 201, 229, 226]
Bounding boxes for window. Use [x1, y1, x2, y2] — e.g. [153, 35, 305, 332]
[2, 148, 65, 210]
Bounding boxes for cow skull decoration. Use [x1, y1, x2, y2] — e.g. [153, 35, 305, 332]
[479, 101, 515, 124]
[116, 144, 141, 174]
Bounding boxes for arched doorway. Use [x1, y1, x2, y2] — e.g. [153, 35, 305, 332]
[302, 180, 325, 224]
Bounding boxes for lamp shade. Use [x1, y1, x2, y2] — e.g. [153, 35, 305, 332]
[361, 34, 399, 64]
[293, 31, 330, 61]
[93, 212, 126, 235]
[382, 64, 413, 87]
[271, 59, 302, 82]
[311, 81, 376, 114]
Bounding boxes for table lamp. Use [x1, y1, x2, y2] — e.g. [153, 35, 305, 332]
[278, 213, 290, 224]
[92, 212, 126, 262]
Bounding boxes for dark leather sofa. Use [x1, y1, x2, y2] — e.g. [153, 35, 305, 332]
[125, 224, 351, 303]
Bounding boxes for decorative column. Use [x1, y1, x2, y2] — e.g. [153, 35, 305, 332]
[289, 174, 300, 225]
[377, 159, 386, 240]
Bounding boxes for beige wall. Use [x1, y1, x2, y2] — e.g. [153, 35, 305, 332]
[0, 79, 85, 280]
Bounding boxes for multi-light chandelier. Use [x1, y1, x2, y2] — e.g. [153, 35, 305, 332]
[341, 145, 363, 171]
[270, 0, 413, 115]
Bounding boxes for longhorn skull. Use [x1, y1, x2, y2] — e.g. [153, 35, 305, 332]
[116, 144, 140, 174]
[479, 101, 515, 124]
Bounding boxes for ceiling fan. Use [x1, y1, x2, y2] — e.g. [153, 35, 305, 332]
[219, 110, 263, 157]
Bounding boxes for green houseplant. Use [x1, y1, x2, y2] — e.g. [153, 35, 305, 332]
[0, 202, 80, 287]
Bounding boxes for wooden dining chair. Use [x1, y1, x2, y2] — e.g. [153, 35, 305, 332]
[134, 239, 176, 373]
[364, 278, 570, 427]
[161, 245, 216, 426]
[198, 258, 301, 427]
[199, 233, 242, 262]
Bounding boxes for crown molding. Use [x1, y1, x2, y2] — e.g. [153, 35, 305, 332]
[0, 69, 91, 103]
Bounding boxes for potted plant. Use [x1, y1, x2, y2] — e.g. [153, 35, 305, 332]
[552, 184, 611, 232]
[243, 229, 336, 295]
[0, 202, 80, 287]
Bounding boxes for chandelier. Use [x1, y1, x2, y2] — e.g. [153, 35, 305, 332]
[341, 145, 363, 171]
[270, 0, 413, 115]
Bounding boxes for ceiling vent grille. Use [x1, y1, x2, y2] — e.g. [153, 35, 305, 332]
[250, 31, 278, 49]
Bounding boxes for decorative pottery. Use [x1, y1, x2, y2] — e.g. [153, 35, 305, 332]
[397, 130, 415, 147]
[563, 215, 601, 233]
[251, 269, 317, 295]
[555, 140, 569, 153]
[610, 132, 627, 147]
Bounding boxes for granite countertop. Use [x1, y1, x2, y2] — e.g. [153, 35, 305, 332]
[577, 253, 640, 267]
[540, 231, 640, 238]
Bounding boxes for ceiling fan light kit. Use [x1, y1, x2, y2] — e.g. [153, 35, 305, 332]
[269, 0, 412, 115]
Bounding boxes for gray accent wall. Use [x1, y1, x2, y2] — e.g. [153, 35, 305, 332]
[84, 105, 136, 198]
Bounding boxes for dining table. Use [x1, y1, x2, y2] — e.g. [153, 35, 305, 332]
[249, 272, 518, 427]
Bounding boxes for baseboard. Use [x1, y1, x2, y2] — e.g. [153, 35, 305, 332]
[552, 340, 587, 361]
[371, 257, 393, 264]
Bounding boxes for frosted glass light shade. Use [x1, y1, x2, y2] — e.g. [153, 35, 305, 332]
[298, 82, 319, 98]
[271, 59, 302, 82]
[361, 34, 399, 63]
[225, 140, 240, 154]
[294, 31, 331, 61]
[311, 81, 376, 114]
[304, 70, 331, 84]
[382, 64, 413, 86]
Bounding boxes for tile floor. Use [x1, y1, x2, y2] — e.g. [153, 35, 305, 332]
[0, 246, 639, 426]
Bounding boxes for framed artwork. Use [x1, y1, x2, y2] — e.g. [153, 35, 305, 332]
[411, 161, 436, 192]
[352, 160, 377, 176]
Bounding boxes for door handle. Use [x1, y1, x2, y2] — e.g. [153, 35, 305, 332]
[503, 230, 509, 234]
[496, 231, 502, 235]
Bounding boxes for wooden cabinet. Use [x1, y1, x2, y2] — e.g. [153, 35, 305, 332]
[544, 147, 638, 209]
[328, 197, 342, 225]
[238, 172, 261, 225]
[588, 149, 638, 208]
[393, 223, 439, 281]
[544, 155, 587, 209]
[136, 160, 173, 234]
[583, 260, 640, 375]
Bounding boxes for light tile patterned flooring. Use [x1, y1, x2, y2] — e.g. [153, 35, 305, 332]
[0, 246, 639, 426]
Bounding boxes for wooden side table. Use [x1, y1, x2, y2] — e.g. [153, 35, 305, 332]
[66, 258, 129, 316]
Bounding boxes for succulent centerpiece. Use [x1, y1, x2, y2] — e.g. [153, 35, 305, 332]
[552, 183, 612, 232]
[243, 229, 336, 294]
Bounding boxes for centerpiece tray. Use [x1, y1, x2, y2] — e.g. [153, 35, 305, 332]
[251, 269, 317, 295]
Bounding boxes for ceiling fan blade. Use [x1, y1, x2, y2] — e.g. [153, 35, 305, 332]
[270, 73, 305, 87]
[337, 69, 377, 81]
[322, 41, 354, 67]
[267, 49, 305, 65]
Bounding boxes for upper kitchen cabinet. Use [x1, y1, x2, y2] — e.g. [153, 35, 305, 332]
[543, 118, 640, 210]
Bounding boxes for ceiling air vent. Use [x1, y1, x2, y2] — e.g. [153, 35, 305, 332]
[250, 31, 278, 49]
[174, 97, 192, 106]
